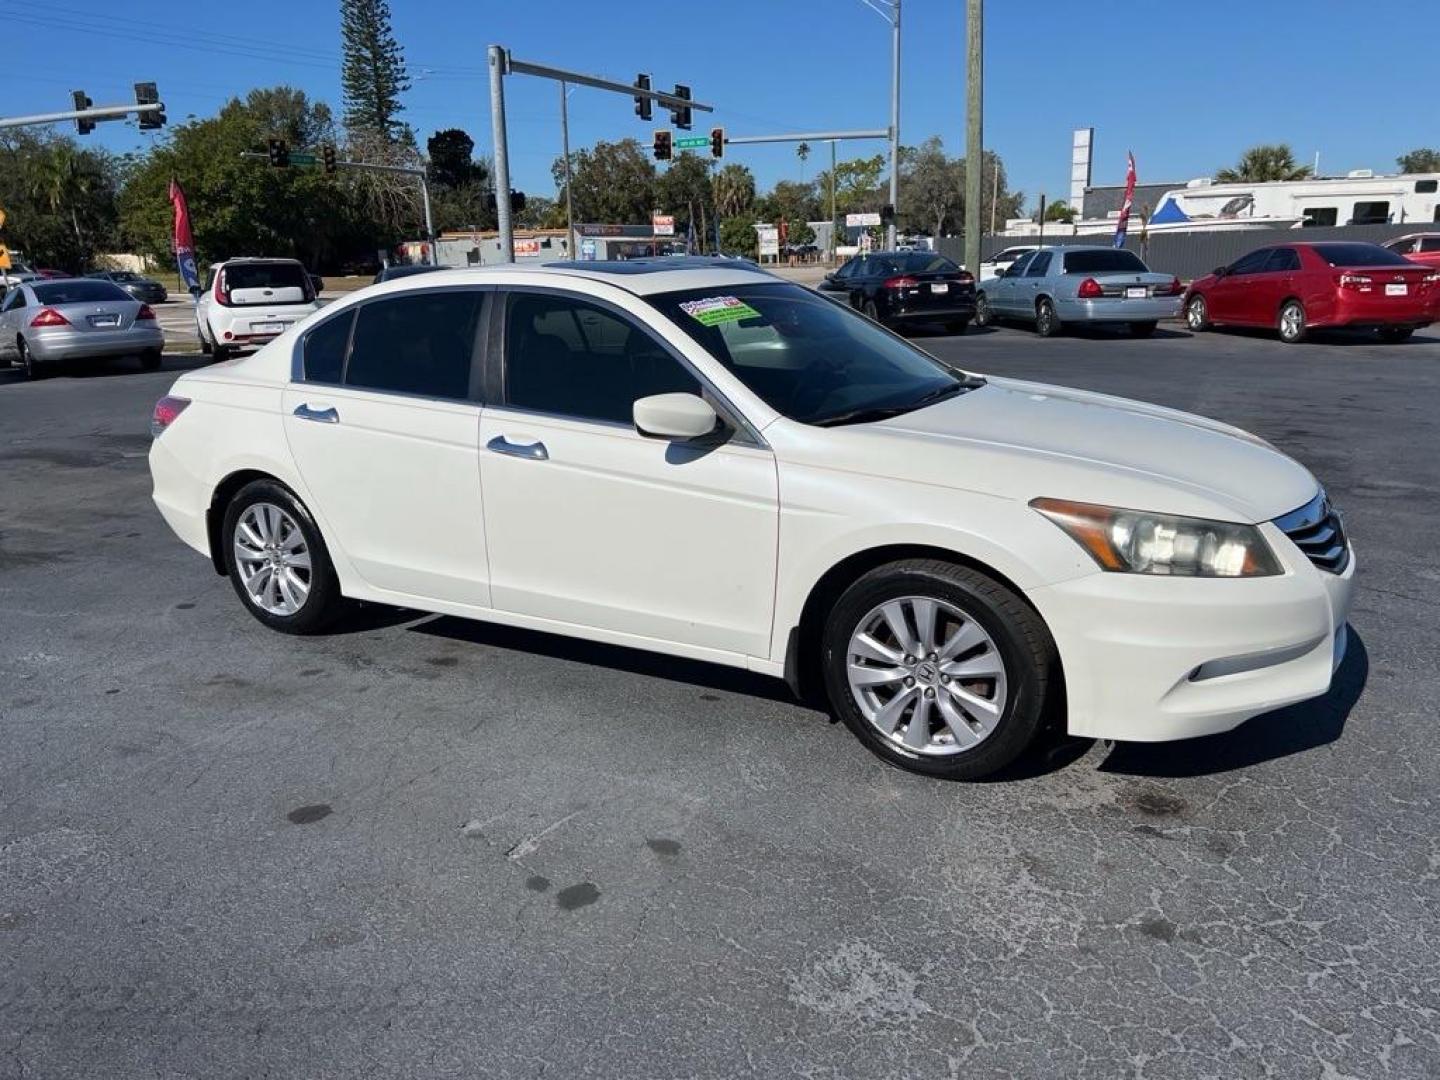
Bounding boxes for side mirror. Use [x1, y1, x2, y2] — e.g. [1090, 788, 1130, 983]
[633, 393, 719, 440]
[1213, 266, 1228, 278]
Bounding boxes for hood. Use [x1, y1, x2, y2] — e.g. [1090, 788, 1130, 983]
[810, 376, 1317, 523]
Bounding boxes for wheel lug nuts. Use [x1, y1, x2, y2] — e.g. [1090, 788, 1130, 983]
[924, 687, 936, 699]
[940, 674, 950, 684]
[927, 653, 937, 662]
[904, 676, 915, 687]
[903, 655, 915, 666]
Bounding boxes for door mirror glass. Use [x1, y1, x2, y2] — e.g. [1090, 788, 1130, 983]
[1213, 266, 1228, 278]
[633, 393, 719, 440]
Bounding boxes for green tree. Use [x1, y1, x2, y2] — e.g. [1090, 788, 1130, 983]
[718, 215, 758, 257]
[713, 163, 756, 218]
[341, 0, 411, 144]
[656, 152, 715, 245]
[755, 179, 820, 226]
[1044, 199, 1076, 223]
[1397, 148, 1440, 174]
[427, 128, 482, 189]
[1215, 144, 1313, 183]
[552, 138, 655, 225]
[898, 136, 961, 238]
[118, 87, 366, 272]
[786, 220, 816, 246]
[812, 154, 885, 214]
[0, 130, 119, 271]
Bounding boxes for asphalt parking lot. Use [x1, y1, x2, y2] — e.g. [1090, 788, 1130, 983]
[2, 323, 1438, 1078]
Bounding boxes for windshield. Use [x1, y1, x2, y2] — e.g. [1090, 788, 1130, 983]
[33, 280, 130, 304]
[111, 271, 141, 282]
[1062, 249, 1148, 274]
[1310, 243, 1414, 268]
[649, 282, 978, 426]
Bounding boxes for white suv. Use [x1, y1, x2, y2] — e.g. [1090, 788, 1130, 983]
[195, 258, 321, 361]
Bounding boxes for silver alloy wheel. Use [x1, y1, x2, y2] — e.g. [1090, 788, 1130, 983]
[19, 338, 32, 378]
[975, 293, 991, 325]
[1186, 296, 1207, 329]
[846, 595, 1009, 756]
[233, 502, 312, 616]
[1279, 302, 1304, 341]
[1036, 300, 1055, 335]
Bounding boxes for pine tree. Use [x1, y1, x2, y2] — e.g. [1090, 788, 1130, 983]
[340, 0, 411, 144]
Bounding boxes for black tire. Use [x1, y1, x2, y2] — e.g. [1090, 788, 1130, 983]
[821, 559, 1059, 781]
[1035, 297, 1061, 337]
[1277, 299, 1307, 344]
[17, 338, 43, 381]
[1378, 327, 1414, 344]
[862, 298, 886, 327]
[140, 349, 162, 371]
[946, 319, 970, 336]
[1185, 294, 1211, 331]
[212, 343, 232, 363]
[974, 292, 994, 327]
[221, 479, 347, 634]
[198, 324, 213, 356]
[1129, 321, 1158, 338]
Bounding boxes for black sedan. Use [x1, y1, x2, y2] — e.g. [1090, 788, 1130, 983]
[85, 270, 168, 304]
[817, 251, 976, 333]
[372, 263, 446, 285]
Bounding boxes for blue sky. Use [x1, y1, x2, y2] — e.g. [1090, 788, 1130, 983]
[4, 0, 1436, 212]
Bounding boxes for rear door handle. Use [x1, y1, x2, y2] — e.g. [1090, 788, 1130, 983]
[293, 403, 339, 424]
[487, 435, 548, 461]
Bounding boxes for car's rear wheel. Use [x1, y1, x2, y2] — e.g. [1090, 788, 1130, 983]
[1378, 326, 1414, 344]
[17, 338, 43, 381]
[821, 559, 1058, 780]
[222, 480, 346, 634]
[198, 323, 212, 356]
[1035, 298, 1061, 337]
[1185, 294, 1210, 331]
[863, 299, 886, 327]
[1129, 321, 1158, 338]
[139, 349, 162, 371]
[974, 292, 993, 327]
[1278, 300, 1307, 344]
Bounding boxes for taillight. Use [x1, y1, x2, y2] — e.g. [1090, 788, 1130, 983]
[150, 395, 190, 437]
[883, 275, 919, 289]
[29, 307, 70, 327]
[1164, 276, 1184, 296]
[1077, 278, 1104, 299]
[216, 271, 232, 306]
[1422, 271, 1440, 287]
[136, 303, 156, 320]
[1337, 273, 1373, 292]
[955, 270, 975, 283]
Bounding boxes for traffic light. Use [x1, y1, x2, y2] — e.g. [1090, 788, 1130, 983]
[669, 84, 691, 131]
[633, 74, 652, 122]
[134, 82, 165, 130]
[710, 127, 724, 159]
[72, 90, 95, 135]
[653, 130, 672, 162]
[322, 144, 338, 174]
[510, 190, 526, 212]
[267, 138, 289, 168]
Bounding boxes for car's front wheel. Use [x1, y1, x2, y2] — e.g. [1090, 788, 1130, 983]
[222, 479, 346, 634]
[974, 292, 993, 327]
[1185, 294, 1210, 331]
[1277, 300, 1307, 344]
[821, 559, 1058, 780]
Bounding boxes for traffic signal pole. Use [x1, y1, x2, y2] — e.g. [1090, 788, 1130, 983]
[0, 100, 164, 131]
[487, 45, 713, 262]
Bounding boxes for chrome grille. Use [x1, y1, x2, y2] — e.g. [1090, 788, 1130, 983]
[1274, 492, 1349, 574]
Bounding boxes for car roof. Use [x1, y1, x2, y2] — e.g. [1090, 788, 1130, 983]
[206, 257, 306, 267]
[381, 258, 780, 297]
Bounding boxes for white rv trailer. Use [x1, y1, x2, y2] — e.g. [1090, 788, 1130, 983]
[1149, 171, 1440, 229]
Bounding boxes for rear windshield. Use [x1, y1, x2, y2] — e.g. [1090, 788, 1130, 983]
[224, 262, 310, 292]
[33, 280, 130, 304]
[868, 253, 960, 276]
[1310, 243, 1414, 268]
[1062, 250, 1148, 274]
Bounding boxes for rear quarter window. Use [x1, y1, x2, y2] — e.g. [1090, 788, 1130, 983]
[302, 311, 353, 383]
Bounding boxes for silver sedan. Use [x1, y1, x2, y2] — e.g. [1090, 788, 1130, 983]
[0, 278, 165, 379]
[976, 245, 1184, 337]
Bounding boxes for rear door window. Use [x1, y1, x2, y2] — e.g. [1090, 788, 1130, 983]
[1265, 248, 1301, 272]
[344, 290, 484, 400]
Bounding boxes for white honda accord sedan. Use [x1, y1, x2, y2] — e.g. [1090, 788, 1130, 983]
[149, 258, 1355, 780]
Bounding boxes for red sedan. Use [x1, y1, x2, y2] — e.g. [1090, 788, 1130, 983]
[1184, 241, 1439, 344]
[1384, 233, 1440, 271]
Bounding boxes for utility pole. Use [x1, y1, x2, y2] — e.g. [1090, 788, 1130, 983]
[487, 47, 712, 263]
[888, 0, 901, 249]
[830, 140, 838, 263]
[963, 0, 984, 279]
[560, 81, 575, 259]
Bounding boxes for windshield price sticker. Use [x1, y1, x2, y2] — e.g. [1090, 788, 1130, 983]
[679, 295, 760, 326]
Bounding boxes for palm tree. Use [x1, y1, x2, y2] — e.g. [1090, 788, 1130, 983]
[713, 163, 756, 219]
[796, 141, 810, 181]
[27, 143, 100, 267]
[1215, 144, 1313, 183]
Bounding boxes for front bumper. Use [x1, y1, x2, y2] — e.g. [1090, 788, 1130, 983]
[28, 325, 165, 362]
[1027, 525, 1355, 743]
[1054, 296, 1183, 323]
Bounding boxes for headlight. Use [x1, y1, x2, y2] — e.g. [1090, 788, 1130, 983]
[1031, 498, 1281, 577]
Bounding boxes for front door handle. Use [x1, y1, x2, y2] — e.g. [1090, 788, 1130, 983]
[293, 403, 339, 424]
[487, 434, 548, 461]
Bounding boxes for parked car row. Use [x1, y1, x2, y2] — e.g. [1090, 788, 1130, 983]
[827, 238, 1439, 345]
